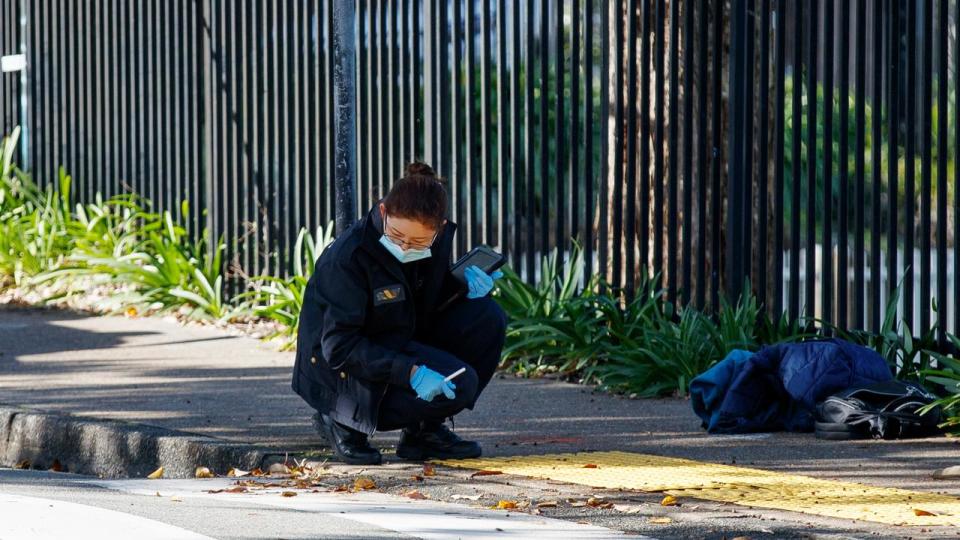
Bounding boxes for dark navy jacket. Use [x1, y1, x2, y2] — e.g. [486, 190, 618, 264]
[690, 339, 893, 433]
[292, 204, 461, 435]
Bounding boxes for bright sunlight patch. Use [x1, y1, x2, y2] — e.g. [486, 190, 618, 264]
[434, 450, 960, 526]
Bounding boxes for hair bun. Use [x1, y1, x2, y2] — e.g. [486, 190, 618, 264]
[404, 161, 436, 178]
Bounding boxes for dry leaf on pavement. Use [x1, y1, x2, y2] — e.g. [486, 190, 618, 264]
[195, 467, 215, 479]
[281, 491, 297, 497]
[660, 495, 679, 506]
[914, 508, 938, 516]
[451, 494, 483, 501]
[404, 490, 429, 500]
[582, 463, 598, 469]
[536, 500, 559, 508]
[147, 467, 164, 479]
[470, 470, 503, 478]
[587, 497, 614, 509]
[613, 504, 643, 514]
[227, 468, 250, 478]
[13, 460, 30, 470]
[495, 500, 518, 510]
[354, 477, 377, 491]
[648, 517, 673, 524]
[49, 460, 63, 472]
[423, 464, 436, 476]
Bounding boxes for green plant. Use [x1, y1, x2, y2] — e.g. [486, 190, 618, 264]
[918, 333, 960, 435]
[236, 223, 335, 349]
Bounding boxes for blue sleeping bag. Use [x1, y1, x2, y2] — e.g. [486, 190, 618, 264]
[690, 339, 893, 433]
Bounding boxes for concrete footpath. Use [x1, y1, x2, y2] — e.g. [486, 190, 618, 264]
[3, 304, 960, 538]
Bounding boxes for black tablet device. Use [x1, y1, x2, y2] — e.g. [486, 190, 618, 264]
[449, 245, 506, 285]
[436, 245, 506, 311]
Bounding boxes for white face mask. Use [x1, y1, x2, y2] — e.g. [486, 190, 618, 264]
[379, 215, 436, 263]
[379, 235, 433, 263]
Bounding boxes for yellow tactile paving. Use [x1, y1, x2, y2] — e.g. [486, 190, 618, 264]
[433, 451, 960, 526]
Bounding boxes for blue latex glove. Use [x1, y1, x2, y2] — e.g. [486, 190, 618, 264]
[409, 365, 457, 402]
[464, 265, 504, 299]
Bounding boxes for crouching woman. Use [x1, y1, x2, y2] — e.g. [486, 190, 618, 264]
[292, 162, 507, 465]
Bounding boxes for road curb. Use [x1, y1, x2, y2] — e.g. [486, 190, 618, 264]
[0, 404, 282, 478]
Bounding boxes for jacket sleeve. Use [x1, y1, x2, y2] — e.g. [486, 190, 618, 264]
[311, 256, 418, 388]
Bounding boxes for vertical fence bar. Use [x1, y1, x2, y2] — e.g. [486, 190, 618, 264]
[870, 2, 884, 333]
[904, 0, 916, 330]
[667, 0, 678, 301]
[599, 0, 609, 283]
[497, 0, 509, 252]
[853, 0, 866, 330]
[466, 0, 477, 247]
[837, 0, 850, 330]
[625, 0, 637, 296]
[332, 0, 357, 234]
[511, 0, 523, 270]
[757, 0, 770, 311]
[920, 1, 933, 334]
[555, 0, 566, 262]
[772, 0, 785, 317]
[727, 0, 746, 304]
[710, 0, 722, 309]
[696, 0, 708, 309]
[613, 0, 624, 290]
[571, 0, 581, 261]
[887, 0, 899, 329]
[936, 0, 947, 344]
[681, 0, 694, 303]
[638, 0, 650, 279]
[955, 0, 960, 337]
[653, 0, 664, 282]
[820, 0, 834, 325]
[524, 0, 535, 280]
[539, 0, 550, 270]
[584, 0, 595, 279]
[805, 0, 817, 318]
[482, 0, 493, 245]
[789, 0, 801, 320]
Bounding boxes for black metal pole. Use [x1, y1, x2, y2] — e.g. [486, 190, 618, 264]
[332, 0, 358, 234]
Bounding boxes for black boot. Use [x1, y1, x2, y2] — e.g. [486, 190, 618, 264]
[313, 412, 382, 465]
[396, 418, 482, 461]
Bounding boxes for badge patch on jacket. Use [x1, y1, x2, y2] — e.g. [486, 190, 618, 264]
[373, 284, 405, 306]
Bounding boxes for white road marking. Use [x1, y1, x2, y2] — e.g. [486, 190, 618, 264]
[93, 478, 650, 540]
[0, 492, 214, 540]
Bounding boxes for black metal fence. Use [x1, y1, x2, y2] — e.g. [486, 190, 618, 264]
[1, 1, 959, 341]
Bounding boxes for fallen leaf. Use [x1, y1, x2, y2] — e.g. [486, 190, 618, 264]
[49, 460, 63, 472]
[495, 500, 518, 510]
[354, 477, 377, 491]
[13, 460, 30, 470]
[583, 463, 598, 469]
[412, 475, 424, 482]
[731, 536, 752, 540]
[227, 468, 250, 478]
[451, 494, 483, 501]
[208, 486, 248, 494]
[537, 500, 559, 508]
[613, 504, 643, 514]
[268, 463, 291, 475]
[332, 484, 349, 492]
[660, 495, 679, 506]
[126, 306, 138, 317]
[648, 517, 673, 524]
[404, 489, 429, 500]
[914, 508, 938, 516]
[249, 468, 265, 477]
[569, 500, 589, 507]
[587, 497, 614, 509]
[423, 464, 436, 477]
[147, 467, 164, 479]
[470, 470, 503, 478]
[195, 467, 215, 479]
[281, 491, 297, 497]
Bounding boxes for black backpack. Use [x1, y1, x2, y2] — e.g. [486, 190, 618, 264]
[815, 380, 942, 440]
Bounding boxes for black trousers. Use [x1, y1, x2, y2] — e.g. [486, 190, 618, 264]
[375, 296, 507, 432]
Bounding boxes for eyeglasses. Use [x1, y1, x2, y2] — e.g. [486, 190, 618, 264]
[383, 217, 438, 250]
